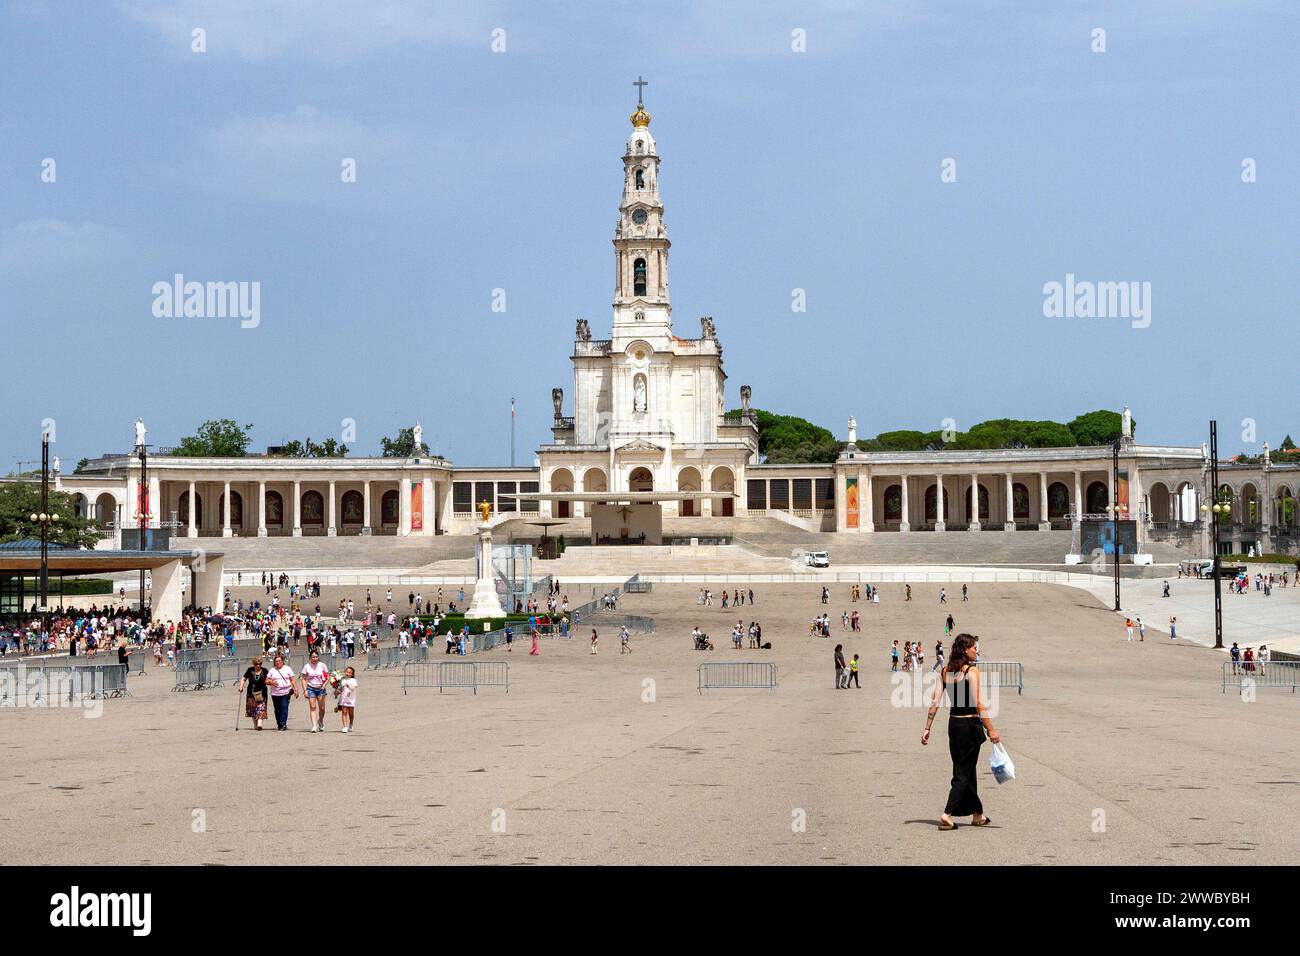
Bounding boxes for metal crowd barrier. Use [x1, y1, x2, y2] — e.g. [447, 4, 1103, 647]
[1222, 660, 1297, 693]
[401, 660, 510, 694]
[698, 661, 778, 694]
[978, 661, 1025, 696]
[365, 645, 431, 670]
[0, 662, 129, 705]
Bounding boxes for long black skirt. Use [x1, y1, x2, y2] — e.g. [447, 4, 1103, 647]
[945, 717, 985, 816]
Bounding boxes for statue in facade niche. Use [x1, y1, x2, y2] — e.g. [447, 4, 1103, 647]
[634, 376, 648, 413]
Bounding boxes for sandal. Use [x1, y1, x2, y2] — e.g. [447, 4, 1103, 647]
[971, 815, 992, 827]
[938, 819, 958, 831]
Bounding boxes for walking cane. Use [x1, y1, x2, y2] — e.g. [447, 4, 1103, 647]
[235, 687, 242, 732]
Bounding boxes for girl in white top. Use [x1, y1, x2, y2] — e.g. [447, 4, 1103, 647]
[336, 666, 357, 733]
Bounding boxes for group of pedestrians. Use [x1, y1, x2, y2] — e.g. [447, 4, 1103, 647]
[1229, 642, 1271, 675]
[237, 650, 358, 733]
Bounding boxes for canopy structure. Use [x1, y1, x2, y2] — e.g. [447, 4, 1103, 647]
[0, 543, 223, 622]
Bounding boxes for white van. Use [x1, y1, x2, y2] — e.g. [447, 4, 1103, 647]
[806, 551, 830, 568]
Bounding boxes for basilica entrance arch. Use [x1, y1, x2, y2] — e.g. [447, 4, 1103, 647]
[677, 466, 701, 517]
[551, 468, 574, 518]
[711, 466, 735, 517]
[629, 467, 654, 495]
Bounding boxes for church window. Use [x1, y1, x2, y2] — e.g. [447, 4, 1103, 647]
[633, 258, 647, 296]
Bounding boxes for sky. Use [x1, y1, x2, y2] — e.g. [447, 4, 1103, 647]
[2, 0, 1297, 470]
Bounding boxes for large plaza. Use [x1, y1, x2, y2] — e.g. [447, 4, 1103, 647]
[4, 582, 1295, 866]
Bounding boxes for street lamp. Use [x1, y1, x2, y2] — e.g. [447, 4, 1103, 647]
[1198, 420, 1224, 649]
[31, 433, 61, 626]
[1108, 440, 1125, 611]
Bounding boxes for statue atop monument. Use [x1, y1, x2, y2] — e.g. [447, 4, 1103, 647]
[478, 499, 492, 523]
[847, 416, 858, 445]
[1121, 406, 1133, 440]
[134, 418, 147, 449]
[412, 422, 424, 453]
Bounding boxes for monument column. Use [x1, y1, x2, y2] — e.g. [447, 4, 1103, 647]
[969, 473, 981, 531]
[327, 480, 337, 536]
[362, 480, 372, 535]
[899, 475, 910, 532]
[1073, 471, 1083, 529]
[292, 479, 302, 536]
[935, 473, 946, 531]
[187, 480, 197, 538]
[1004, 473, 1015, 531]
[258, 481, 267, 536]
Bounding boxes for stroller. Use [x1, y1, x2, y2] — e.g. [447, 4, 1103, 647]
[692, 632, 714, 651]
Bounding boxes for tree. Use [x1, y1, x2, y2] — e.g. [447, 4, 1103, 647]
[740, 410, 840, 463]
[380, 428, 417, 458]
[0, 483, 101, 549]
[174, 419, 253, 457]
[73, 458, 90, 474]
[273, 438, 348, 458]
[1279, 435, 1296, 451]
[1067, 410, 1128, 446]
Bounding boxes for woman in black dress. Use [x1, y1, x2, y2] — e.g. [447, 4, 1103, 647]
[238, 656, 270, 731]
[921, 633, 1000, 830]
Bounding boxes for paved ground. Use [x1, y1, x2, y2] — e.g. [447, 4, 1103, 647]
[1075, 573, 1300, 655]
[3, 583, 1296, 865]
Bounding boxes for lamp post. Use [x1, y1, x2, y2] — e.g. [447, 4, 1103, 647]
[1106, 439, 1128, 611]
[1198, 420, 1224, 649]
[29, 434, 61, 626]
[136, 439, 151, 615]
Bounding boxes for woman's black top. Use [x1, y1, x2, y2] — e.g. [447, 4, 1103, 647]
[243, 667, 268, 699]
[945, 665, 978, 716]
[834, 650, 845, 670]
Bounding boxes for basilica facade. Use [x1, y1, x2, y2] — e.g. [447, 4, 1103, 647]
[59, 99, 1300, 558]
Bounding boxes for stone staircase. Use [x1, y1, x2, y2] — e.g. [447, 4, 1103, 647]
[186, 535, 475, 571]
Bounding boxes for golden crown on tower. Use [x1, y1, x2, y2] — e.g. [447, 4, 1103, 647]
[630, 104, 651, 128]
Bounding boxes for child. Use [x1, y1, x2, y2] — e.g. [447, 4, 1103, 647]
[847, 654, 860, 688]
[336, 666, 357, 733]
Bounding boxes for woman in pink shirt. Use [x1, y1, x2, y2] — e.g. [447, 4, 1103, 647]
[266, 653, 298, 732]
[298, 650, 331, 733]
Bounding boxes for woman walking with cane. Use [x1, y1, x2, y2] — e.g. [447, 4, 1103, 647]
[921, 633, 1000, 830]
[238, 656, 270, 732]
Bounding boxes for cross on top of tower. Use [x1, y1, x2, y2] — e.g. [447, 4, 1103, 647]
[633, 75, 648, 105]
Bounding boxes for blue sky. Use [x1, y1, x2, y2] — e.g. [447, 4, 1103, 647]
[2, 0, 1297, 469]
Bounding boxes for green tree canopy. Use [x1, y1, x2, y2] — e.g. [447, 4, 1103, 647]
[174, 419, 253, 457]
[0, 483, 101, 549]
[380, 428, 417, 458]
[1066, 410, 1129, 446]
[736, 410, 841, 463]
[273, 438, 348, 458]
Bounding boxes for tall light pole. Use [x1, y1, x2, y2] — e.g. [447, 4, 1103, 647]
[1107, 439, 1124, 611]
[1199, 420, 1225, 649]
[135, 438, 152, 616]
[29, 433, 61, 626]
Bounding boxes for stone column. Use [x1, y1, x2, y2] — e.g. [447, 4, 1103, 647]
[193, 554, 225, 612]
[148, 475, 161, 528]
[465, 522, 507, 619]
[421, 477, 433, 536]
[1004, 474, 1015, 531]
[258, 481, 267, 536]
[1073, 471, 1083, 530]
[1038, 473, 1051, 530]
[151, 558, 185, 624]
[863, 472, 874, 532]
[701, 472, 713, 518]
[934, 474, 946, 531]
[222, 480, 233, 537]
[899, 475, 910, 532]
[292, 479, 302, 537]
[362, 480, 372, 535]
[126, 474, 139, 529]
[187, 480, 197, 538]
[969, 474, 981, 531]
[327, 479, 337, 536]
[399, 477, 411, 536]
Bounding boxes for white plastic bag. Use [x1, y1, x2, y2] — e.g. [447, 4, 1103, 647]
[989, 742, 1015, 784]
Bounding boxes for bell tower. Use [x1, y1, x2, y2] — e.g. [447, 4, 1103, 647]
[612, 78, 671, 345]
